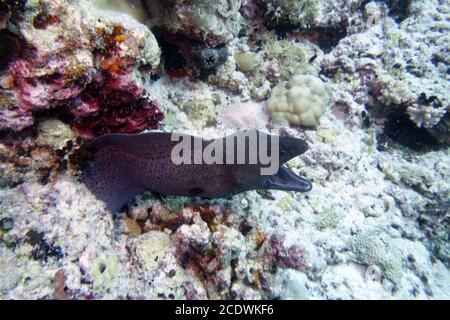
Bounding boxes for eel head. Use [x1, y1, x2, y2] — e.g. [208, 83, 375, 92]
[263, 135, 312, 192]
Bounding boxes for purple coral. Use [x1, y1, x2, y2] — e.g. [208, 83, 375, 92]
[264, 235, 307, 271]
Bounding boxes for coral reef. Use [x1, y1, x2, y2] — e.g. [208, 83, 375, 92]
[35, 119, 76, 150]
[257, 0, 357, 52]
[260, 0, 318, 29]
[182, 97, 217, 130]
[349, 230, 403, 284]
[0, 0, 449, 301]
[68, 97, 164, 138]
[157, 31, 230, 81]
[92, 0, 147, 23]
[0, 183, 307, 299]
[267, 74, 331, 127]
[407, 94, 447, 129]
[234, 51, 261, 72]
[321, 0, 450, 148]
[145, 0, 243, 48]
[0, 0, 162, 134]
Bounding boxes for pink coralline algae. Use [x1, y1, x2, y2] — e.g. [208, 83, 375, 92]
[64, 70, 163, 138]
[0, 0, 162, 135]
[264, 235, 307, 271]
[69, 96, 163, 138]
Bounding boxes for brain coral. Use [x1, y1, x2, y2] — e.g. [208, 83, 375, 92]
[267, 74, 331, 127]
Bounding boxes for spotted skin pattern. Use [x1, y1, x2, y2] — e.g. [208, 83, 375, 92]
[83, 131, 312, 212]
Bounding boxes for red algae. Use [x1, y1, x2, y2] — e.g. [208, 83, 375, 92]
[0, 0, 162, 132]
[70, 98, 163, 138]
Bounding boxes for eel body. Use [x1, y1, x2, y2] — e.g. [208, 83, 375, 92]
[82, 130, 312, 212]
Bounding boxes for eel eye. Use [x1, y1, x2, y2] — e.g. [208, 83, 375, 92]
[279, 149, 288, 157]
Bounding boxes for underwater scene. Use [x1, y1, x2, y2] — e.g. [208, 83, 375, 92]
[0, 0, 448, 300]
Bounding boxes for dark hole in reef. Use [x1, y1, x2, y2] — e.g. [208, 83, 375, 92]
[57, 159, 68, 174]
[302, 25, 348, 54]
[309, 54, 318, 63]
[25, 230, 45, 246]
[418, 92, 442, 109]
[431, 52, 449, 70]
[268, 24, 301, 39]
[38, 167, 52, 185]
[0, 2, 9, 13]
[66, 140, 74, 151]
[0, 0, 26, 23]
[267, 23, 347, 54]
[0, 30, 23, 71]
[6, 0, 27, 11]
[168, 269, 176, 278]
[386, 0, 411, 23]
[150, 73, 160, 81]
[55, 148, 65, 158]
[0, 2, 9, 24]
[179, 253, 190, 268]
[99, 263, 107, 274]
[361, 0, 411, 23]
[0, 217, 14, 231]
[68, 140, 95, 169]
[239, 220, 254, 236]
[25, 230, 64, 262]
[40, 72, 63, 84]
[152, 27, 187, 72]
[361, 111, 372, 129]
[154, 27, 229, 79]
[33, 10, 60, 29]
[377, 113, 441, 152]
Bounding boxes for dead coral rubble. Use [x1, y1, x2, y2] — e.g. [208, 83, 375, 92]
[120, 203, 307, 299]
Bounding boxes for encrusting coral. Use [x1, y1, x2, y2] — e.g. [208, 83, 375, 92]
[267, 74, 332, 127]
[407, 94, 448, 129]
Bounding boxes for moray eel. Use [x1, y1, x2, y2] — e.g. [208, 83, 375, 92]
[81, 131, 312, 212]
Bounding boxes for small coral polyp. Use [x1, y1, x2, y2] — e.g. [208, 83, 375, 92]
[267, 74, 331, 127]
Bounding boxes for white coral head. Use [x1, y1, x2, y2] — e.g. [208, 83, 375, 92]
[407, 104, 447, 129]
[267, 74, 332, 127]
